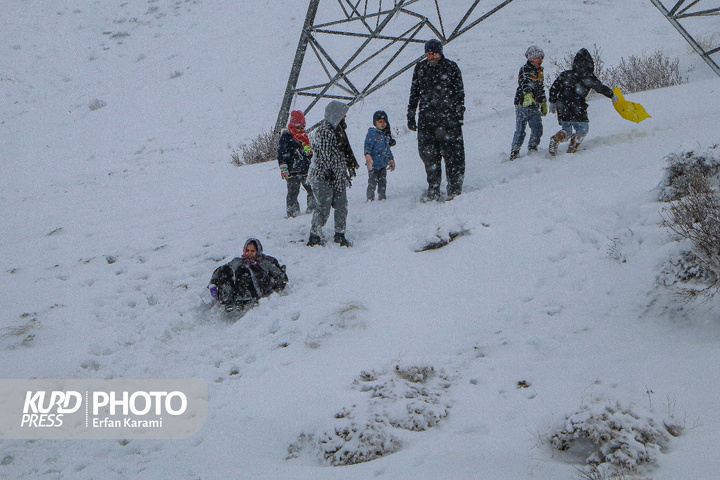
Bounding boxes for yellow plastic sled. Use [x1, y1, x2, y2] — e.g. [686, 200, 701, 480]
[612, 87, 651, 123]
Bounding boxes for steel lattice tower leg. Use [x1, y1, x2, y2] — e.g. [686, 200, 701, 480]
[274, 0, 321, 135]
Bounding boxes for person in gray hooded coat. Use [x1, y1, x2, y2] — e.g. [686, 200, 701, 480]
[307, 100, 353, 247]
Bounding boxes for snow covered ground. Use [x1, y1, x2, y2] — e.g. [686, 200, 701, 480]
[1, 0, 720, 478]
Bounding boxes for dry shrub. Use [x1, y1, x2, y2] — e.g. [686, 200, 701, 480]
[687, 32, 720, 55]
[551, 400, 681, 476]
[661, 179, 720, 295]
[288, 364, 452, 466]
[659, 147, 720, 298]
[547, 45, 686, 94]
[658, 149, 720, 202]
[231, 130, 279, 166]
[606, 51, 686, 93]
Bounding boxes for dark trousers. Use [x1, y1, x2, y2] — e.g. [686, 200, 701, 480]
[366, 168, 387, 200]
[309, 178, 348, 236]
[286, 175, 316, 217]
[213, 265, 258, 304]
[418, 123, 465, 196]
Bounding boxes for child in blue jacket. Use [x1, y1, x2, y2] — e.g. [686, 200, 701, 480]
[364, 110, 396, 201]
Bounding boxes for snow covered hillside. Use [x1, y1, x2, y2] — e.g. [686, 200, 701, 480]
[1, 0, 719, 479]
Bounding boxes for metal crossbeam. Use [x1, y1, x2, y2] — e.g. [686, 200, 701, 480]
[650, 0, 720, 78]
[274, 0, 517, 133]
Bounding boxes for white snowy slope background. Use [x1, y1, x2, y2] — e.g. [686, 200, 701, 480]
[1, 0, 720, 478]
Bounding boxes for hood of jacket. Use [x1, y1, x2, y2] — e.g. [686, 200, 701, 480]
[288, 110, 306, 129]
[244, 238, 263, 254]
[324, 101, 349, 129]
[572, 48, 595, 76]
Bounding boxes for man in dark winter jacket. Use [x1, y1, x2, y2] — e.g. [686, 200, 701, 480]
[510, 45, 548, 160]
[407, 39, 466, 201]
[548, 48, 618, 156]
[307, 101, 354, 247]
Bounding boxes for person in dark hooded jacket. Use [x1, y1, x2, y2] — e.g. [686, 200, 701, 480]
[278, 110, 317, 217]
[208, 238, 287, 311]
[548, 48, 617, 156]
[407, 39, 466, 201]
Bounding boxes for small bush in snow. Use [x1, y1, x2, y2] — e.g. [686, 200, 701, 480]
[661, 184, 720, 294]
[658, 147, 720, 202]
[289, 418, 402, 466]
[659, 146, 720, 297]
[687, 32, 720, 55]
[547, 45, 686, 94]
[605, 51, 686, 93]
[576, 465, 637, 480]
[231, 130, 279, 166]
[288, 364, 453, 466]
[551, 399, 682, 476]
[658, 250, 710, 288]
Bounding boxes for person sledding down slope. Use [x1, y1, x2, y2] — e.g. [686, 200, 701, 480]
[548, 48, 618, 156]
[208, 238, 288, 312]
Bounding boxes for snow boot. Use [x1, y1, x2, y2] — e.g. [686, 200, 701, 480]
[509, 144, 520, 161]
[548, 130, 569, 156]
[567, 135, 585, 153]
[334, 232, 353, 247]
[421, 187, 440, 203]
[307, 234, 326, 247]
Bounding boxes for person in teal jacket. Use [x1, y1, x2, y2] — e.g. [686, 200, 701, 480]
[363, 110, 396, 201]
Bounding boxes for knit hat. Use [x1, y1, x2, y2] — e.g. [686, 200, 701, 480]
[288, 110, 306, 129]
[525, 45, 544, 61]
[425, 39, 443, 55]
[372, 110, 388, 124]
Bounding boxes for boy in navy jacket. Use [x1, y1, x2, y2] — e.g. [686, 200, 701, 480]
[363, 110, 396, 201]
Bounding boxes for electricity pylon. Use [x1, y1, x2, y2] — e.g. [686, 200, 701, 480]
[650, 0, 720, 77]
[274, 0, 516, 133]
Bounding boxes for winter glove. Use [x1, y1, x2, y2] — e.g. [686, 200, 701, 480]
[549, 103, 557, 114]
[365, 154, 373, 170]
[388, 159, 396, 172]
[540, 102, 548, 116]
[389, 138, 396, 147]
[522, 93, 535, 108]
[209, 284, 218, 300]
[280, 164, 289, 180]
[407, 114, 417, 132]
[303, 144, 312, 155]
[612, 94, 619, 104]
